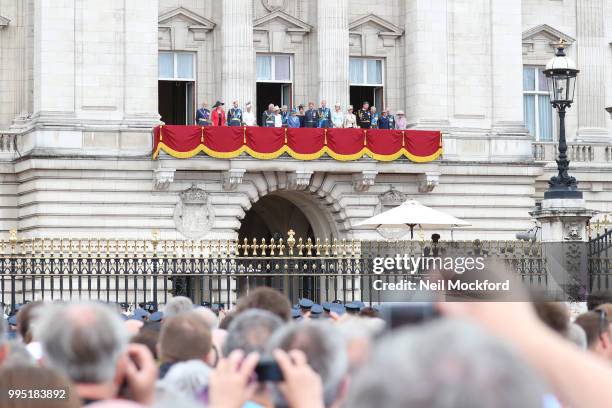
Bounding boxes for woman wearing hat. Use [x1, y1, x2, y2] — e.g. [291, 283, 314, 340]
[343, 105, 358, 128]
[210, 101, 226, 127]
[331, 103, 344, 128]
[287, 108, 301, 128]
[243, 102, 256, 126]
[395, 110, 407, 130]
[273, 106, 283, 128]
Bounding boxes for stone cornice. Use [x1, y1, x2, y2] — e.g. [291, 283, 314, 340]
[349, 14, 404, 38]
[158, 7, 216, 31]
[522, 24, 575, 45]
[253, 10, 312, 33]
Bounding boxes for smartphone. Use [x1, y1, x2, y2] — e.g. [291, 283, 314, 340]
[380, 303, 439, 329]
[255, 359, 284, 382]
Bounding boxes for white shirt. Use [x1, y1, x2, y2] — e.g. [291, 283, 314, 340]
[274, 113, 283, 127]
[243, 110, 256, 126]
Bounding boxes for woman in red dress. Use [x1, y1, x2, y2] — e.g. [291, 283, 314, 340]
[210, 101, 226, 126]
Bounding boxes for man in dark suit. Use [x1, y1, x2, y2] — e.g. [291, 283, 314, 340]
[196, 102, 211, 126]
[304, 102, 319, 128]
[357, 101, 371, 129]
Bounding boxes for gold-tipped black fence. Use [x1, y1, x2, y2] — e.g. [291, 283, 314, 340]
[1, 229, 588, 311]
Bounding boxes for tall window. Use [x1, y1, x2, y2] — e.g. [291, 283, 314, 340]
[158, 52, 196, 81]
[523, 66, 553, 141]
[256, 54, 292, 82]
[349, 58, 383, 86]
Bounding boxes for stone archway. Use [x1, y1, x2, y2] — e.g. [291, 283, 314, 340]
[238, 191, 339, 242]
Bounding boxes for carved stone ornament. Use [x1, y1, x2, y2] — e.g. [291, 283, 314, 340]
[173, 185, 215, 239]
[353, 171, 378, 192]
[262, 0, 288, 12]
[564, 222, 582, 241]
[379, 187, 406, 207]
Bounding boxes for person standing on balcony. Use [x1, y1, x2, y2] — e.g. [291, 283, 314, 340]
[343, 105, 358, 128]
[378, 109, 393, 130]
[370, 106, 379, 129]
[304, 102, 318, 128]
[297, 104, 306, 127]
[318, 100, 332, 128]
[287, 109, 301, 128]
[211, 101, 226, 126]
[273, 106, 283, 127]
[357, 101, 371, 128]
[331, 103, 344, 128]
[281, 105, 289, 127]
[395, 110, 407, 130]
[228, 100, 243, 127]
[243, 102, 256, 126]
[261, 103, 275, 127]
[196, 102, 211, 126]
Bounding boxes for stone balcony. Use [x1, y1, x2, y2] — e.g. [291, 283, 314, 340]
[533, 141, 612, 163]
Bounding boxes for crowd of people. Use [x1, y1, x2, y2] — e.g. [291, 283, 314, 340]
[1, 289, 612, 407]
[195, 100, 407, 130]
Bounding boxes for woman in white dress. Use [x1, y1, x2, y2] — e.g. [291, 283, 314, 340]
[242, 102, 256, 126]
[343, 105, 358, 128]
[331, 103, 344, 128]
[273, 106, 283, 127]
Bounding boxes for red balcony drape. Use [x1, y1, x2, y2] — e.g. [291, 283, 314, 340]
[153, 126, 442, 162]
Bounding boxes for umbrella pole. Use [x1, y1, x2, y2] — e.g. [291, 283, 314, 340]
[409, 224, 416, 240]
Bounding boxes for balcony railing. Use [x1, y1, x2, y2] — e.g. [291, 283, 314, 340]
[533, 141, 612, 163]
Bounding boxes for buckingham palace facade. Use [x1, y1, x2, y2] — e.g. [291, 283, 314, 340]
[0, 0, 611, 241]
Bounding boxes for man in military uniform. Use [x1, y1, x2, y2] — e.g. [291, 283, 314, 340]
[317, 100, 331, 128]
[227, 100, 243, 127]
[280, 105, 289, 127]
[196, 102, 211, 126]
[357, 101, 372, 128]
[261, 103, 276, 127]
[304, 102, 318, 128]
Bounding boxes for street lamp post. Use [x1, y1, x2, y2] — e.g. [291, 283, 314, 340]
[543, 43, 581, 199]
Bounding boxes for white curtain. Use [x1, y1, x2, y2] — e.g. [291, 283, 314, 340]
[177, 53, 194, 80]
[538, 95, 553, 141]
[158, 52, 174, 79]
[274, 55, 291, 81]
[350, 58, 364, 84]
[367, 59, 382, 85]
[523, 95, 536, 137]
[256, 56, 272, 81]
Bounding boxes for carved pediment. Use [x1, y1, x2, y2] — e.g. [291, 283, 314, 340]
[253, 10, 312, 34]
[349, 14, 404, 38]
[159, 7, 216, 31]
[522, 24, 575, 45]
[0, 15, 10, 28]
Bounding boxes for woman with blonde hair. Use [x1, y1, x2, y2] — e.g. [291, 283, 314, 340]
[331, 103, 344, 128]
[343, 105, 358, 128]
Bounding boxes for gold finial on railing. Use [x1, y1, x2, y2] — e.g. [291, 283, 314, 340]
[251, 238, 259, 256]
[151, 229, 160, 253]
[278, 238, 285, 256]
[332, 238, 338, 256]
[287, 230, 296, 256]
[297, 237, 304, 256]
[305, 238, 313, 257]
[269, 238, 276, 256]
[242, 238, 249, 256]
[324, 238, 330, 256]
[260, 238, 267, 256]
[595, 220, 601, 235]
[315, 238, 322, 256]
[9, 229, 17, 253]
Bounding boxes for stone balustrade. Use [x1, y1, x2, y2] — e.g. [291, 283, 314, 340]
[533, 141, 612, 163]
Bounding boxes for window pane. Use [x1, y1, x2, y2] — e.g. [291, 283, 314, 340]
[176, 53, 194, 79]
[538, 95, 553, 141]
[523, 67, 535, 91]
[367, 60, 382, 84]
[274, 55, 291, 81]
[537, 68, 548, 92]
[349, 58, 364, 84]
[523, 95, 536, 137]
[256, 55, 272, 81]
[159, 52, 174, 78]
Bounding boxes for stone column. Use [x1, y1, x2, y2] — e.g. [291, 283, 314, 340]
[576, 0, 608, 141]
[531, 198, 594, 302]
[33, 0, 76, 119]
[488, 0, 532, 161]
[403, 0, 449, 127]
[316, 0, 349, 108]
[220, 0, 255, 107]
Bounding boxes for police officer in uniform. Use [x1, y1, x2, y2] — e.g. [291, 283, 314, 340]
[304, 102, 319, 128]
[196, 102, 211, 126]
[227, 100, 243, 127]
[356, 101, 372, 128]
[261, 103, 276, 127]
[317, 100, 332, 128]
